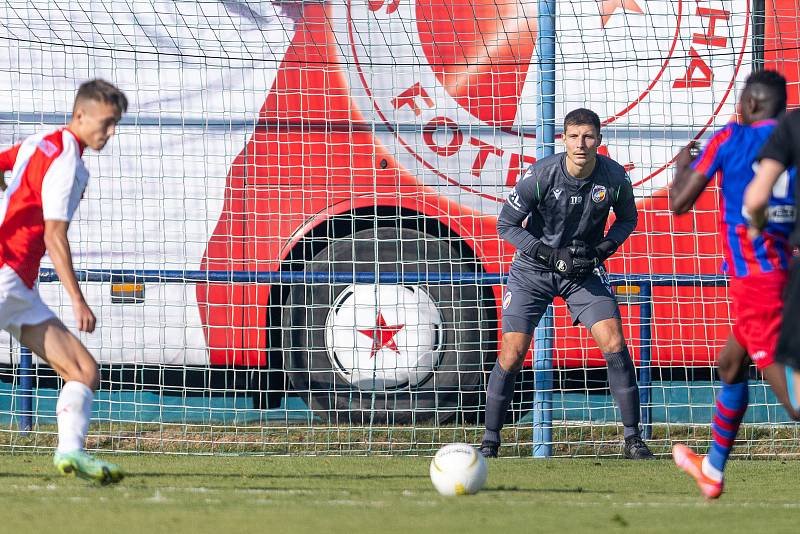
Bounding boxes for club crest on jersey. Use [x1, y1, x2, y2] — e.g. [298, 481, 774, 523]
[37, 139, 58, 158]
[591, 185, 607, 204]
[502, 290, 512, 309]
[751, 350, 767, 364]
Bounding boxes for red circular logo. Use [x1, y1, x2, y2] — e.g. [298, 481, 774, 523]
[339, 0, 750, 208]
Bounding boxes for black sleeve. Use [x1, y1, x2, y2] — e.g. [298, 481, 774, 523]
[758, 111, 799, 167]
[496, 167, 544, 255]
[605, 177, 638, 246]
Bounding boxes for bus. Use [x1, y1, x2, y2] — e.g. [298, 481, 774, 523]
[2, 0, 797, 425]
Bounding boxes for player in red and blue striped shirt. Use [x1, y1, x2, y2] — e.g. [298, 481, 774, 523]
[669, 70, 799, 499]
[692, 121, 795, 279]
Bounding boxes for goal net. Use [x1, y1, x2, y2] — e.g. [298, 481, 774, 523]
[0, 0, 798, 457]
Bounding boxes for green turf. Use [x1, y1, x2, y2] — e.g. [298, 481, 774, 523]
[0, 454, 797, 534]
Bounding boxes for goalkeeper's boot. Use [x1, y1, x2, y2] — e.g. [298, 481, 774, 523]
[672, 444, 723, 499]
[479, 440, 499, 458]
[54, 450, 124, 485]
[623, 435, 655, 459]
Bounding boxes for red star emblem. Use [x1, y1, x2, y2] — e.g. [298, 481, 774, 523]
[357, 310, 405, 358]
[598, 0, 644, 28]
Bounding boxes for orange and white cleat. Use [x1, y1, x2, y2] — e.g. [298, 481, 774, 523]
[672, 444, 723, 499]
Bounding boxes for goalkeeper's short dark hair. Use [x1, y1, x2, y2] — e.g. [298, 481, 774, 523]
[564, 108, 601, 135]
[745, 69, 787, 114]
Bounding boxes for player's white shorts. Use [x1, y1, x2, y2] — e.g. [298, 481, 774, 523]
[0, 265, 56, 339]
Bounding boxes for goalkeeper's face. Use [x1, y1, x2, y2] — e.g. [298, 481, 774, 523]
[72, 99, 123, 151]
[563, 124, 601, 169]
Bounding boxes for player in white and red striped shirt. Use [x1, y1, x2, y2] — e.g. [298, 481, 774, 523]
[0, 80, 126, 484]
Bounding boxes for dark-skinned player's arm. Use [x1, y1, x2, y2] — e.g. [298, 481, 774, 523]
[670, 139, 715, 215]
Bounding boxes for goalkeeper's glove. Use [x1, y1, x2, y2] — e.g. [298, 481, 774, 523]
[532, 240, 596, 280]
[592, 238, 619, 265]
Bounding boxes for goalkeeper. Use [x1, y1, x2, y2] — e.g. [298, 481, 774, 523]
[480, 108, 653, 460]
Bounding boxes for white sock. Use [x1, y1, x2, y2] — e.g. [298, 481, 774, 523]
[56, 381, 93, 454]
[701, 456, 724, 482]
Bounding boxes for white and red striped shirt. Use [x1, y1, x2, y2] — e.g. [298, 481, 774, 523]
[0, 128, 89, 288]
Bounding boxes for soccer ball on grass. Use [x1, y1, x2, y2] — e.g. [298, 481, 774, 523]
[429, 443, 488, 496]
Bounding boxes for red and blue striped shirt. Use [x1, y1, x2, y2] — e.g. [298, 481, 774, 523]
[691, 120, 796, 278]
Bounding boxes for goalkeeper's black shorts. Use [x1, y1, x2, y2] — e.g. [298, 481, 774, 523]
[501, 259, 620, 336]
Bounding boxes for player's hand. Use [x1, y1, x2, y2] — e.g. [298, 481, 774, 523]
[746, 206, 768, 239]
[747, 225, 763, 241]
[676, 141, 701, 170]
[747, 208, 768, 240]
[552, 241, 596, 280]
[567, 240, 597, 278]
[592, 238, 619, 265]
[72, 298, 96, 333]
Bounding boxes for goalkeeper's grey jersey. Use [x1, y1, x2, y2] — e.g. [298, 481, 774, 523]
[497, 152, 638, 269]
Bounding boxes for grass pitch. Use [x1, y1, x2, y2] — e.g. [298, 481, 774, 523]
[0, 454, 797, 534]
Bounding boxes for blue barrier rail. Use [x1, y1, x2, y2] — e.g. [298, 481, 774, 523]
[36, 268, 729, 286]
[18, 269, 727, 456]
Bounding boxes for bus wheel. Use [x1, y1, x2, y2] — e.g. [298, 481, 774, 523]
[282, 227, 488, 424]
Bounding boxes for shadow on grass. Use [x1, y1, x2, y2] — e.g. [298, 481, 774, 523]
[131, 472, 429, 480]
[0, 472, 58, 478]
[482, 486, 612, 495]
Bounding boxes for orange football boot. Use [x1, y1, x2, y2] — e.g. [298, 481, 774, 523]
[672, 444, 724, 499]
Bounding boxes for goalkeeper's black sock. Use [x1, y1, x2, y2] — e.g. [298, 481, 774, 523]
[483, 360, 518, 444]
[603, 347, 641, 438]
